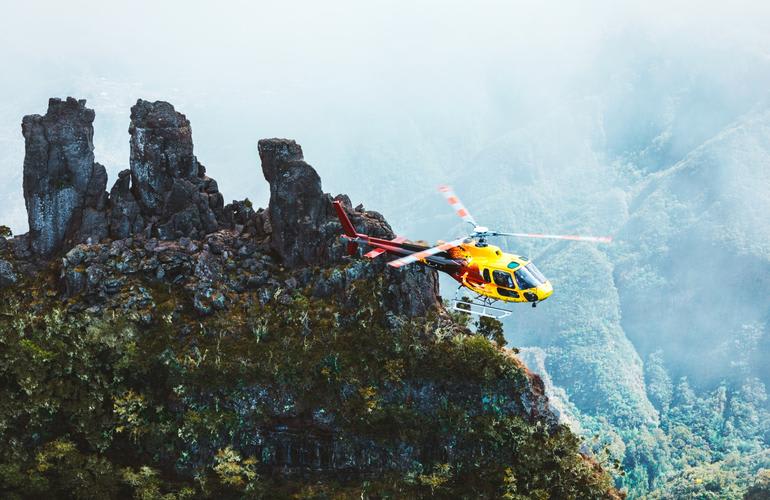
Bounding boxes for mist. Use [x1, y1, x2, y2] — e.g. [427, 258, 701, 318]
[1, 1, 769, 232]
[2, 1, 770, 494]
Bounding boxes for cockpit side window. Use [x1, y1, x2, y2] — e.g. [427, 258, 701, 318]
[482, 268, 491, 283]
[514, 267, 539, 290]
[492, 270, 515, 289]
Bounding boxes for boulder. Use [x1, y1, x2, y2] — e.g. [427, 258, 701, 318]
[22, 97, 108, 256]
[108, 170, 145, 239]
[0, 259, 17, 288]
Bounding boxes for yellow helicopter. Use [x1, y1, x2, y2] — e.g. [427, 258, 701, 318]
[334, 186, 612, 318]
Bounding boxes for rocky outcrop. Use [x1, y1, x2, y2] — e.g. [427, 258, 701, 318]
[14, 98, 438, 317]
[20, 98, 226, 254]
[258, 139, 401, 263]
[22, 98, 108, 257]
[259, 139, 326, 267]
[258, 138, 440, 316]
[128, 99, 224, 239]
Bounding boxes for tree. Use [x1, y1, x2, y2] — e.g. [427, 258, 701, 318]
[745, 469, 770, 500]
[645, 350, 673, 416]
[475, 316, 507, 347]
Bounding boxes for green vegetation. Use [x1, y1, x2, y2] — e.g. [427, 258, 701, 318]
[0, 262, 619, 498]
[510, 239, 770, 499]
[474, 316, 507, 348]
[570, 353, 770, 498]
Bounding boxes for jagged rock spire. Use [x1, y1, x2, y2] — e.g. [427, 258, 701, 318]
[258, 138, 440, 316]
[22, 97, 108, 257]
[258, 138, 395, 267]
[258, 139, 325, 267]
[128, 99, 224, 239]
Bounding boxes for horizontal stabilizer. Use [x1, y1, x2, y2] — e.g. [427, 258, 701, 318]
[364, 248, 386, 259]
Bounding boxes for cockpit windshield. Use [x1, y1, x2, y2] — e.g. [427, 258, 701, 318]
[514, 263, 546, 290]
[526, 263, 546, 283]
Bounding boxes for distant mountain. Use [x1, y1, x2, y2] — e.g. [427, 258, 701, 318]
[616, 107, 770, 386]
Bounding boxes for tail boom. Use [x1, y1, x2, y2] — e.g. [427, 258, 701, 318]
[332, 200, 459, 271]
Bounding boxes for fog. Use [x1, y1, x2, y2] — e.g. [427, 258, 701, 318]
[4, 4, 770, 494]
[2, 0, 770, 406]
[2, 0, 769, 232]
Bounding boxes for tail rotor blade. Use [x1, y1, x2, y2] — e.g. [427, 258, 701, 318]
[438, 185, 478, 228]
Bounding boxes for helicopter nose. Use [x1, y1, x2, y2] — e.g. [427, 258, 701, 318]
[537, 281, 553, 301]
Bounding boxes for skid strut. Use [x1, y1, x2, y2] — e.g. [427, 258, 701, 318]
[450, 288, 512, 319]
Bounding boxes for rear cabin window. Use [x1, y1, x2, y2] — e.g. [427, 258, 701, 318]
[482, 268, 491, 282]
[498, 288, 519, 298]
[492, 270, 515, 289]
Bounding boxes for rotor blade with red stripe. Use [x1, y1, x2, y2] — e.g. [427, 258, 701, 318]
[494, 231, 612, 243]
[438, 185, 478, 227]
[387, 238, 467, 269]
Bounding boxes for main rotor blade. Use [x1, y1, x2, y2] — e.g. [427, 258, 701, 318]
[387, 237, 467, 269]
[438, 185, 478, 227]
[492, 231, 613, 243]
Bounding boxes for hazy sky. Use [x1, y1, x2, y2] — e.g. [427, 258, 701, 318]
[1, 0, 770, 233]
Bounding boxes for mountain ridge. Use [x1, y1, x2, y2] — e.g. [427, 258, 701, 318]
[0, 97, 621, 498]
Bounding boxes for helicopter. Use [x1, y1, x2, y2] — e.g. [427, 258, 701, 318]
[333, 185, 612, 319]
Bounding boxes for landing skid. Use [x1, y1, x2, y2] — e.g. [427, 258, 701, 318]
[450, 288, 512, 319]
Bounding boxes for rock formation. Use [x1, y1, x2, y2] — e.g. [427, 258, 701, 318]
[107, 169, 144, 239]
[13, 97, 439, 317]
[258, 138, 439, 316]
[127, 99, 224, 240]
[258, 138, 400, 264]
[259, 139, 327, 267]
[22, 98, 108, 257]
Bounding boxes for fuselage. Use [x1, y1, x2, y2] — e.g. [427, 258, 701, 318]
[444, 241, 553, 303]
[332, 200, 553, 305]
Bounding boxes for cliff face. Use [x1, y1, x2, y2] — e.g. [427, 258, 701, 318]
[0, 98, 620, 498]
